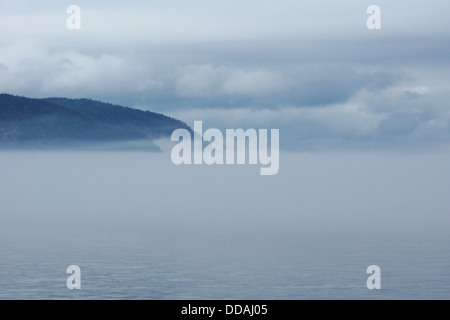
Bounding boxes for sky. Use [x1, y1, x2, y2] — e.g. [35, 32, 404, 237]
[0, 0, 450, 150]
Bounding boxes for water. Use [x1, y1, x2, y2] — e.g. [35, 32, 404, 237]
[0, 151, 448, 299]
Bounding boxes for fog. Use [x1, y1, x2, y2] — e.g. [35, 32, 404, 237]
[0, 150, 448, 299]
[1, 150, 448, 236]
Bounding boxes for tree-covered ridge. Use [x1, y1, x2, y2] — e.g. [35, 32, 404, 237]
[0, 94, 190, 147]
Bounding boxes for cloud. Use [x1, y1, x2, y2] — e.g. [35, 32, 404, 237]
[0, 44, 162, 99]
[281, 64, 406, 106]
[167, 101, 383, 146]
[168, 81, 450, 150]
[2, 0, 450, 43]
[175, 64, 286, 97]
[171, 63, 407, 110]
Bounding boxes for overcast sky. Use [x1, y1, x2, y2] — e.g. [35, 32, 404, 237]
[1, 0, 450, 150]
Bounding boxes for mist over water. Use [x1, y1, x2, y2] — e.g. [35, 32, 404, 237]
[0, 150, 449, 299]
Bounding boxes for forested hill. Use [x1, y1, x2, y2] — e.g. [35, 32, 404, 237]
[0, 94, 190, 148]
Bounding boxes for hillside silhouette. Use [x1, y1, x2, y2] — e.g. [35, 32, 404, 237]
[0, 94, 190, 149]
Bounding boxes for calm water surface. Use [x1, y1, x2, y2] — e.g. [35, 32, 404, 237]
[0, 151, 448, 299]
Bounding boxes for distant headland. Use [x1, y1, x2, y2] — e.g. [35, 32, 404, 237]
[0, 94, 191, 150]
